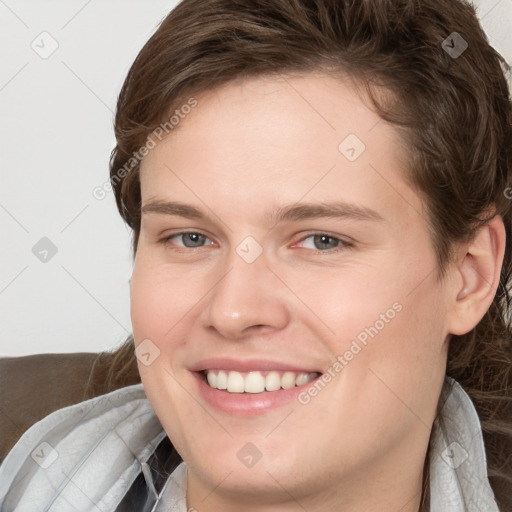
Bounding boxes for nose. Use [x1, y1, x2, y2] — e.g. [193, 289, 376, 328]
[201, 249, 290, 339]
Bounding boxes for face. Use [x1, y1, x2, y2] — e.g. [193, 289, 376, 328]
[131, 72, 454, 509]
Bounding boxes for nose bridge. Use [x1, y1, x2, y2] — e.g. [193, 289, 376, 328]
[203, 243, 288, 337]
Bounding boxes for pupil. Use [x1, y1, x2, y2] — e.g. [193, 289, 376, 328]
[314, 234, 337, 250]
[185, 233, 203, 247]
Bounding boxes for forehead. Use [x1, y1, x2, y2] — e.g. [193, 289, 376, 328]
[139, 72, 423, 226]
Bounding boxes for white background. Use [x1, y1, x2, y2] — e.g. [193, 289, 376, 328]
[1, 0, 511, 356]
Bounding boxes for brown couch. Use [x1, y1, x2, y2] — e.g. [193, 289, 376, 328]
[0, 352, 141, 464]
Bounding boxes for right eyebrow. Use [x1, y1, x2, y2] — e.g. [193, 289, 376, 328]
[141, 200, 206, 220]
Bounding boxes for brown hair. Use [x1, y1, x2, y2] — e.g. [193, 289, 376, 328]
[93, 0, 512, 509]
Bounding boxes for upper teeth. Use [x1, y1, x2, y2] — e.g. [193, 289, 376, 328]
[205, 370, 318, 393]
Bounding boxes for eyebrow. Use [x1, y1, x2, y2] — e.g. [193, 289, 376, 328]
[142, 200, 205, 219]
[266, 201, 385, 224]
[141, 199, 385, 224]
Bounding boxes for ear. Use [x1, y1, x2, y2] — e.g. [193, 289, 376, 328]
[448, 215, 506, 336]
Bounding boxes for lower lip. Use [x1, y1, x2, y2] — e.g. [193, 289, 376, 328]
[192, 371, 321, 416]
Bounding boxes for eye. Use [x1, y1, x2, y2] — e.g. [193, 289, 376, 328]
[161, 231, 215, 249]
[296, 233, 350, 252]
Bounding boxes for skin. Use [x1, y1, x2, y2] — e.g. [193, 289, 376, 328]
[130, 72, 505, 511]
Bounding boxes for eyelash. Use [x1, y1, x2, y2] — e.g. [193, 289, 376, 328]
[158, 231, 354, 254]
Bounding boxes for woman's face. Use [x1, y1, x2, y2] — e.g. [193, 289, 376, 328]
[131, 73, 455, 509]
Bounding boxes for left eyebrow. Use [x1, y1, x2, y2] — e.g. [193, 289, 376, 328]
[265, 201, 385, 224]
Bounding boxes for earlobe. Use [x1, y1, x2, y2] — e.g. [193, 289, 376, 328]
[448, 215, 506, 336]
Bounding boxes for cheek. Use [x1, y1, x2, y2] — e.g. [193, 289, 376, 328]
[130, 276, 164, 344]
[298, 253, 447, 413]
[130, 256, 198, 342]
[287, 262, 405, 349]
[330, 276, 448, 439]
[129, 259, 200, 449]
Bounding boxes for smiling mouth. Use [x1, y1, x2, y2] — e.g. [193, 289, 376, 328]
[202, 369, 321, 393]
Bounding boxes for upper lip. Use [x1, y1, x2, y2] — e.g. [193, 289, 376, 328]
[189, 357, 322, 374]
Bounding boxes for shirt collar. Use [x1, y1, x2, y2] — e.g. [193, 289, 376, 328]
[429, 376, 499, 511]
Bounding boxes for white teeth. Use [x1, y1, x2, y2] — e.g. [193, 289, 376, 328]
[216, 370, 228, 390]
[207, 371, 217, 388]
[227, 371, 245, 393]
[281, 371, 296, 389]
[245, 372, 266, 393]
[265, 371, 281, 391]
[205, 369, 318, 393]
[295, 373, 310, 387]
